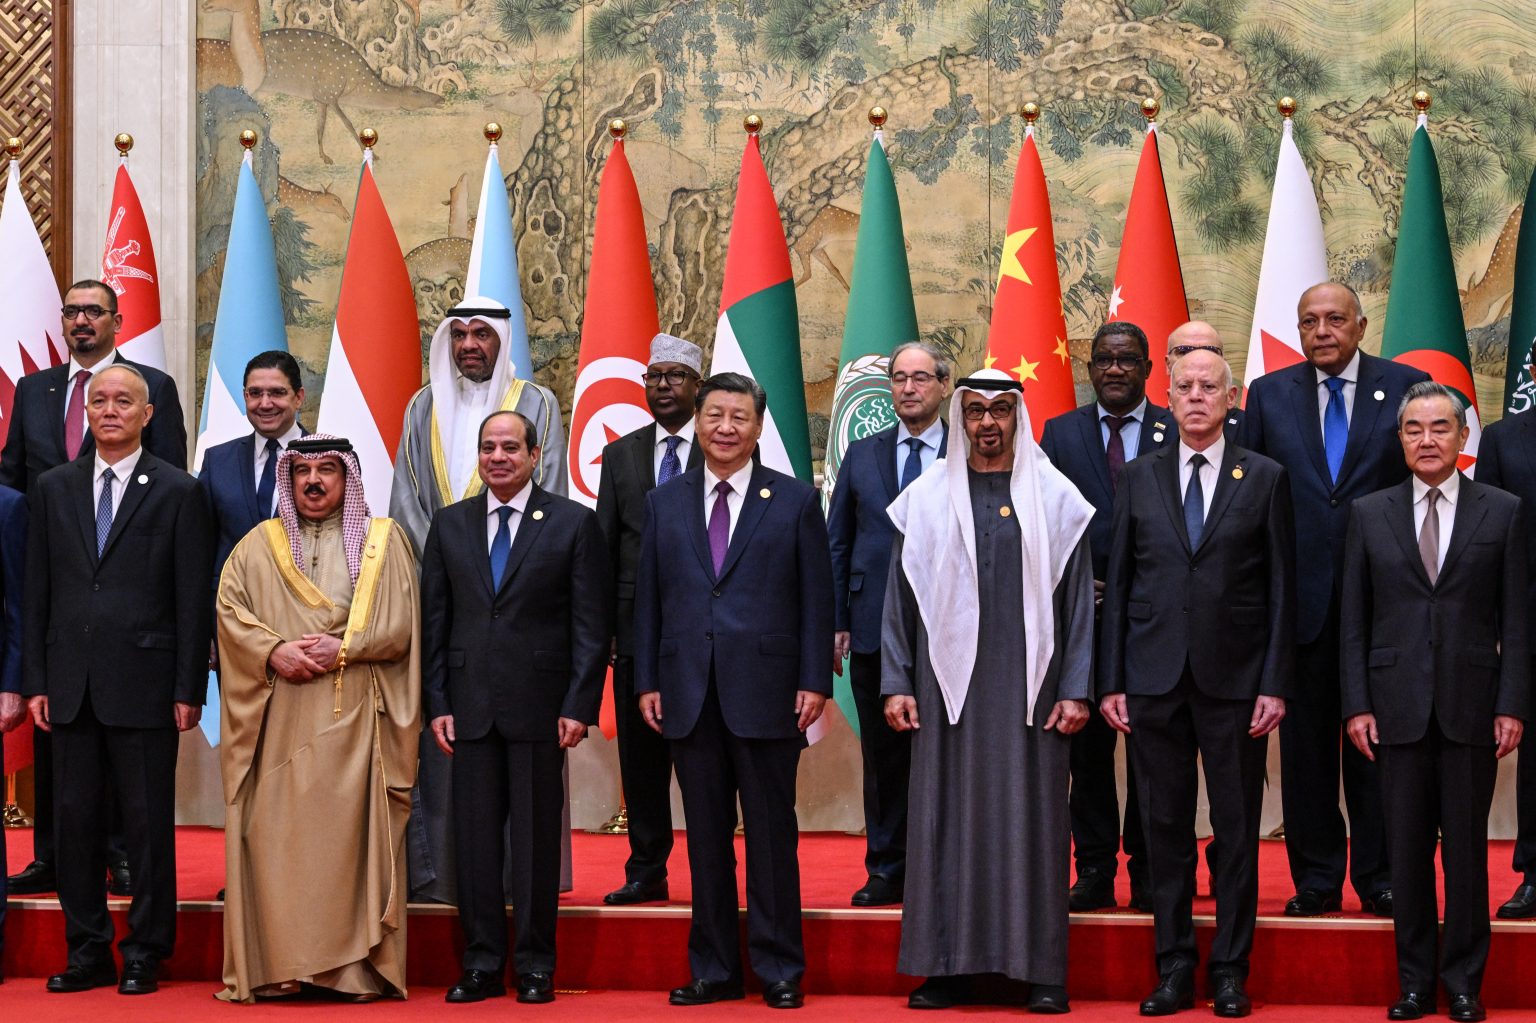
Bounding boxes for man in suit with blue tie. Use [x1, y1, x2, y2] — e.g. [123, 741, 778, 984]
[635, 373, 834, 1010]
[827, 340, 949, 908]
[1239, 281, 1430, 917]
[1040, 320, 1174, 912]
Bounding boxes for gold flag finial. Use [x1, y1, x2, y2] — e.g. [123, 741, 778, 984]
[114, 133, 134, 155]
[484, 122, 503, 143]
[744, 113, 763, 135]
[1412, 89, 1432, 112]
[4, 137, 20, 160]
[608, 118, 627, 140]
[359, 127, 378, 149]
[868, 106, 887, 128]
[239, 129, 259, 150]
[1278, 96, 1297, 119]
[1140, 97, 1160, 122]
[1021, 101, 1041, 124]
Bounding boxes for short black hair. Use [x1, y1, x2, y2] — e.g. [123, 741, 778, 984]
[695, 372, 768, 418]
[1091, 321, 1150, 359]
[243, 350, 303, 393]
[65, 279, 118, 314]
[479, 409, 539, 450]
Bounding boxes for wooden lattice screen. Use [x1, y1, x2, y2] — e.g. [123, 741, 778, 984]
[0, 0, 69, 280]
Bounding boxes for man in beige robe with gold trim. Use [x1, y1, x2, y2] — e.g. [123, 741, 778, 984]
[216, 435, 420, 1003]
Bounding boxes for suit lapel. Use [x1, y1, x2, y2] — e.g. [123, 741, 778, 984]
[716, 466, 774, 582]
[1153, 447, 1193, 554]
[1073, 406, 1114, 504]
[633, 425, 660, 495]
[1137, 404, 1173, 454]
[875, 428, 901, 504]
[1289, 367, 1332, 487]
[682, 471, 715, 579]
[1514, 414, 1536, 484]
[71, 458, 100, 561]
[1337, 354, 1389, 487]
[100, 456, 155, 561]
[43, 365, 72, 464]
[238, 434, 261, 520]
[1195, 443, 1244, 555]
[1385, 479, 1432, 588]
[497, 486, 547, 596]
[1439, 475, 1487, 583]
[465, 492, 495, 597]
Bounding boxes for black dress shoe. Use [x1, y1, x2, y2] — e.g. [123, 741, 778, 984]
[46, 962, 118, 993]
[516, 972, 554, 1004]
[669, 978, 745, 1005]
[445, 969, 506, 1003]
[851, 874, 903, 907]
[1448, 994, 1485, 1022]
[1362, 889, 1393, 918]
[9, 860, 57, 895]
[1129, 885, 1154, 913]
[1211, 974, 1251, 1018]
[764, 981, 804, 1009]
[603, 879, 669, 905]
[108, 861, 133, 897]
[1139, 971, 1195, 1016]
[118, 959, 158, 995]
[1498, 882, 1536, 919]
[1284, 888, 1342, 917]
[1387, 992, 1436, 1020]
[1027, 983, 1070, 1014]
[908, 976, 961, 1009]
[1068, 869, 1116, 911]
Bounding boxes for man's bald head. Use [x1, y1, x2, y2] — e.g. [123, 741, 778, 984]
[1166, 321, 1225, 373]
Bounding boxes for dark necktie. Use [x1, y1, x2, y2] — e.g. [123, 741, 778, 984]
[65, 369, 91, 460]
[658, 434, 683, 485]
[1104, 414, 1130, 492]
[1419, 487, 1441, 585]
[256, 437, 279, 516]
[708, 480, 732, 576]
[96, 467, 115, 556]
[1323, 376, 1348, 483]
[489, 506, 513, 588]
[1184, 453, 1207, 548]
[900, 437, 924, 491]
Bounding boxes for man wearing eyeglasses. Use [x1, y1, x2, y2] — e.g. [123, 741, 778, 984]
[1166, 321, 1244, 437]
[1, 278, 187, 902]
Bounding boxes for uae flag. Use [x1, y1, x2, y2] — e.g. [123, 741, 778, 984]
[102, 157, 167, 370]
[315, 151, 422, 507]
[1109, 119, 1189, 404]
[1503, 168, 1536, 415]
[985, 119, 1075, 440]
[1381, 113, 1480, 470]
[1244, 114, 1327, 392]
[708, 128, 812, 482]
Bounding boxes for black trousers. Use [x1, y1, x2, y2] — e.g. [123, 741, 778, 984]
[1128, 673, 1267, 979]
[1070, 708, 1147, 883]
[612, 656, 675, 886]
[27, 728, 127, 869]
[452, 731, 564, 977]
[51, 703, 179, 967]
[1379, 725, 1497, 996]
[670, 682, 804, 986]
[1279, 607, 1388, 899]
[848, 651, 910, 883]
[1511, 724, 1536, 881]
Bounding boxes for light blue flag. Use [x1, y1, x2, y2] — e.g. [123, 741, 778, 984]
[465, 143, 534, 380]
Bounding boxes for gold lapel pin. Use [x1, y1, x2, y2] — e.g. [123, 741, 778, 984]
[760, 487, 771, 498]
[531, 509, 544, 521]
[1000, 506, 1013, 517]
[1232, 466, 1244, 480]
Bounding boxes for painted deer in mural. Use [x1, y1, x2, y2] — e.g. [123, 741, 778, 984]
[276, 175, 351, 221]
[199, 0, 444, 165]
[791, 205, 861, 291]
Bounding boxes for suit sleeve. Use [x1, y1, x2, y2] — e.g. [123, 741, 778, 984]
[20, 484, 50, 697]
[173, 481, 215, 705]
[147, 376, 188, 469]
[0, 493, 27, 694]
[796, 488, 834, 696]
[632, 491, 662, 697]
[1477, 423, 1505, 489]
[561, 511, 613, 723]
[880, 536, 917, 698]
[1260, 467, 1297, 698]
[825, 446, 856, 634]
[1339, 504, 1373, 720]
[0, 381, 29, 490]
[1496, 499, 1532, 722]
[418, 512, 452, 721]
[1097, 471, 1136, 697]
[1237, 380, 1265, 455]
[1038, 418, 1060, 465]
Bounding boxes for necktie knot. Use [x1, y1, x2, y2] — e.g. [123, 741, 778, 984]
[1324, 376, 1346, 395]
[265, 437, 280, 454]
[665, 436, 682, 455]
[76, 369, 92, 386]
[496, 506, 514, 526]
[1426, 486, 1441, 508]
[714, 480, 732, 498]
[1188, 452, 1207, 469]
[101, 467, 115, 482]
[1104, 414, 1130, 434]
[900, 437, 925, 491]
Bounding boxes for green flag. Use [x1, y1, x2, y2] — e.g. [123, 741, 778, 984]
[1381, 120, 1482, 463]
[1504, 169, 1536, 414]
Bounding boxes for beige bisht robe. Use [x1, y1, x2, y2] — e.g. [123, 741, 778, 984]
[216, 515, 421, 1003]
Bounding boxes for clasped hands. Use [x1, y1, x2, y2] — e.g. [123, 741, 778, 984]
[268, 633, 344, 682]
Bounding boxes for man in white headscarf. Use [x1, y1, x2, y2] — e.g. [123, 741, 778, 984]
[882, 368, 1096, 1013]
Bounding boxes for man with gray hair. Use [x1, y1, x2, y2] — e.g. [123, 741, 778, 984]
[827, 339, 949, 907]
[1341, 381, 1528, 1023]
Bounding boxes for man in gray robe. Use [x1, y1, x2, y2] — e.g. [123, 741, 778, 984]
[883, 368, 1096, 1013]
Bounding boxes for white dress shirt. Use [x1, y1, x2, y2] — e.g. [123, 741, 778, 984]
[93, 446, 144, 519]
[895, 417, 945, 481]
[486, 479, 534, 551]
[1177, 436, 1225, 523]
[253, 422, 305, 509]
[1097, 398, 1148, 456]
[652, 420, 697, 483]
[1315, 350, 1361, 430]
[1411, 472, 1458, 573]
[64, 350, 121, 427]
[702, 462, 755, 542]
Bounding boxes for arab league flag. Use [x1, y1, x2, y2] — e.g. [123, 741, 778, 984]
[1381, 114, 1480, 470]
[1503, 168, 1536, 414]
[709, 128, 813, 482]
[465, 139, 535, 382]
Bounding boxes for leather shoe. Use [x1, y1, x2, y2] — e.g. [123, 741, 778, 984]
[118, 959, 158, 995]
[1129, 884, 1154, 913]
[1284, 888, 1342, 917]
[1362, 889, 1394, 918]
[1448, 994, 1485, 1022]
[516, 972, 554, 1004]
[445, 969, 506, 1003]
[9, 860, 57, 895]
[908, 976, 962, 1009]
[1498, 882, 1536, 919]
[1028, 983, 1070, 1014]
[1068, 869, 1116, 911]
[46, 962, 117, 993]
[1139, 971, 1195, 1016]
[603, 879, 668, 906]
[108, 860, 133, 897]
[1211, 974, 1251, 1018]
[1387, 992, 1436, 1020]
[764, 980, 804, 1009]
[851, 874, 903, 907]
[669, 978, 745, 1005]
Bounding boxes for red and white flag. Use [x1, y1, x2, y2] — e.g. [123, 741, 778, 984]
[102, 158, 166, 370]
[0, 157, 64, 428]
[1109, 121, 1189, 404]
[315, 153, 421, 508]
[1244, 116, 1326, 392]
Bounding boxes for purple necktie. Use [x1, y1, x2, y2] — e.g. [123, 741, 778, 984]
[708, 479, 732, 576]
[1104, 414, 1129, 492]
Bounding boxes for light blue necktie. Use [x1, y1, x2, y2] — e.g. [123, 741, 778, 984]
[658, 435, 683, 485]
[900, 437, 924, 491]
[489, 506, 513, 588]
[1183, 453, 1207, 549]
[96, 468, 115, 556]
[1323, 376, 1348, 483]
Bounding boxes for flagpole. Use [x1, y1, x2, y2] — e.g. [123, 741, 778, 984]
[1413, 87, 1431, 128]
[114, 131, 132, 167]
[359, 126, 378, 166]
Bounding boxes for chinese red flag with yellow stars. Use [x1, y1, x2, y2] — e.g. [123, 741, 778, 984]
[986, 122, 1074, 440]
[1109, 120, 1189, 404]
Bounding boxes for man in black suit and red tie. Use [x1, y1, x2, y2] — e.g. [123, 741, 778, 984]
[1342, 382, 1529, 1023]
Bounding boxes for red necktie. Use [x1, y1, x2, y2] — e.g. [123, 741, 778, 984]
[64, 369, 91, 460]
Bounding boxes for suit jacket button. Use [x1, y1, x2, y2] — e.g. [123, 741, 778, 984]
[712, 589, 721, 598]
[705, 631, 712, 641]
[92, 583, 100, 591]
[83, 624, 90, 632]
[1330, 498, 1340, 507]
[493, 611, 501, 619]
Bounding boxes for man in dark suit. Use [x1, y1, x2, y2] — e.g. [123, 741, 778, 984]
[1101, 350, 1295, 1017]
[22, 364, 212, 994]
[635, 372, 834, 1010]
[827, 340, 949, 908]
[422, 410, 610, 1005]
[2, 279, 187, 899]
[1341, 382, 1529, 1023]
[1041, 320, 1172, 912]
[1239, 281, 1428, 918]
[594, 333, 703, 907]
[0, 481, 27, 983]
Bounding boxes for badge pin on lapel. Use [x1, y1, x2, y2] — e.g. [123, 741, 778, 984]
[137, 475, 149, 485]
[759, 488, 771, 499]
[1374, 390, 1385, 401]
[532, 510, 544, 521]
[1232, 466, 1244, 480]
